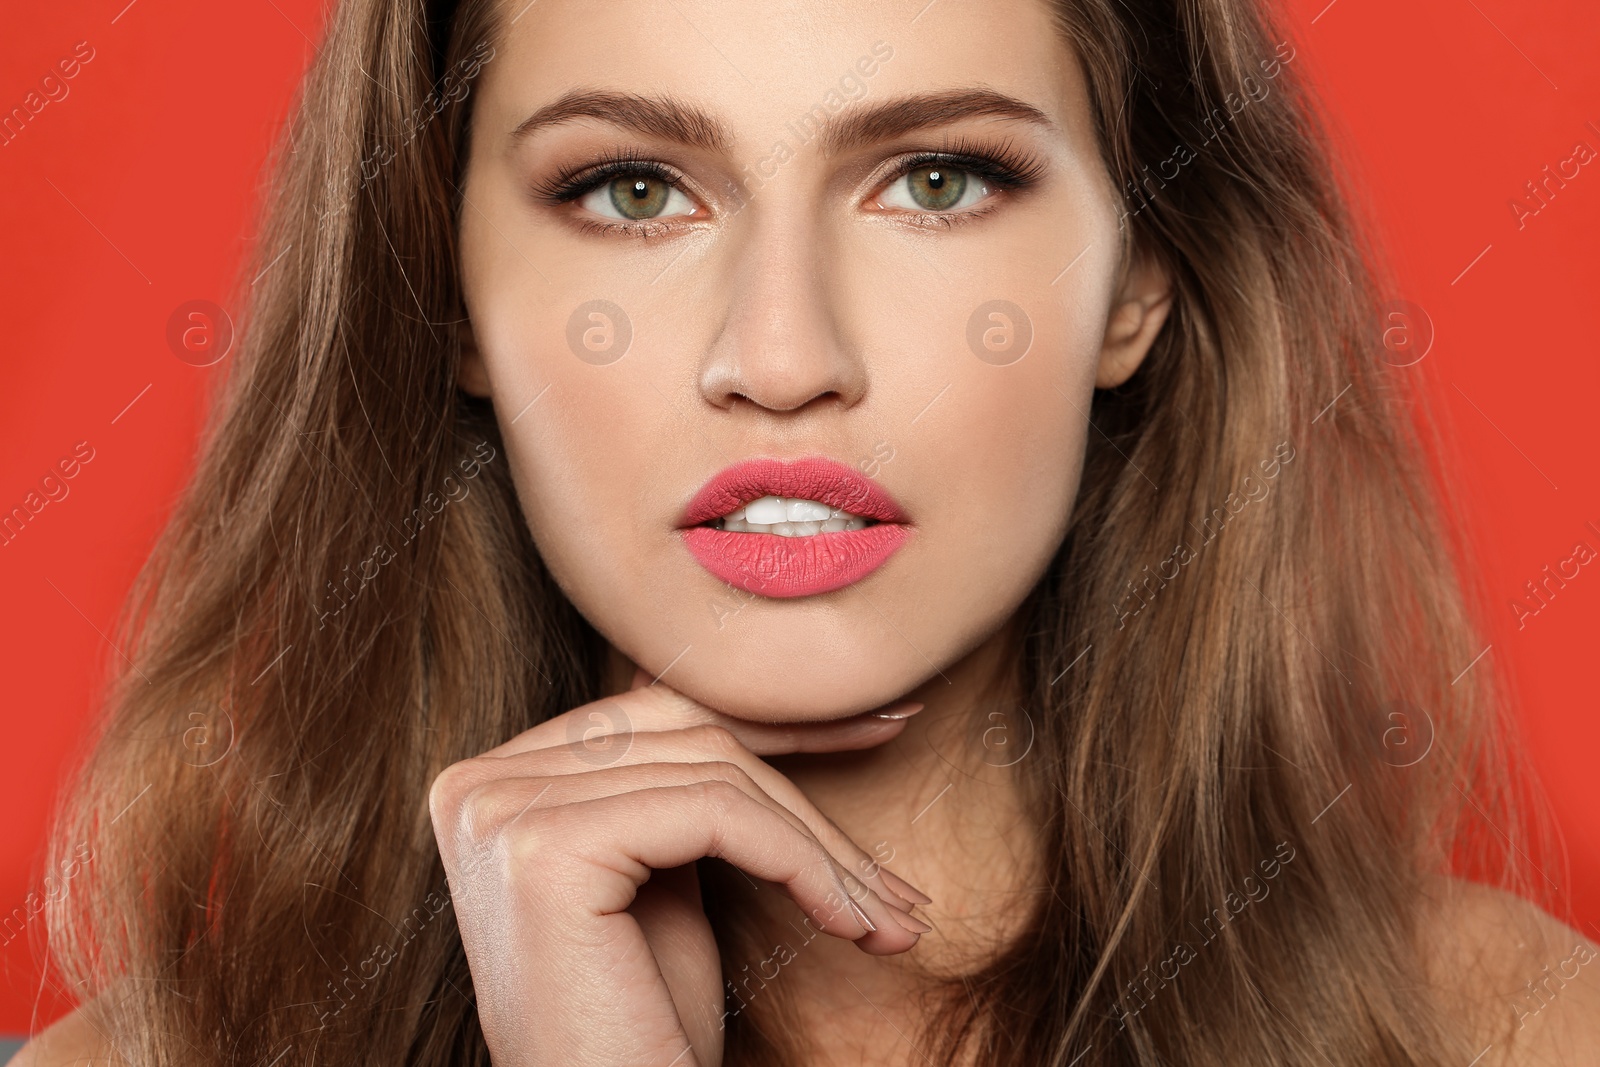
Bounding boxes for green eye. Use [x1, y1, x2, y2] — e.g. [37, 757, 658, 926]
[576, 170, 700, 223]
[905, 166, 967, 211]
[608, 176, 672, 220]
[877, 164, 992, 214]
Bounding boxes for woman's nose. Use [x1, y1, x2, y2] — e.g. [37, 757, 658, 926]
[696, 210, 869, 416]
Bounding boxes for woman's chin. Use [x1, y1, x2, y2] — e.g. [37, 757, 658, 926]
[657, 668, 923, 724]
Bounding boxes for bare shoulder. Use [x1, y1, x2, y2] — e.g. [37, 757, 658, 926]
[9, 1002, 117, 1067]
[1420, 873, 1600, 1065]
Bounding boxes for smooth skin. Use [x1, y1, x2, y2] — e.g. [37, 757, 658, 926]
[17, 1, 1600, 1065]
[444, 0, 1162, 1059]
[428, 668, 935, 1065]
[451, 0, 1160, 724]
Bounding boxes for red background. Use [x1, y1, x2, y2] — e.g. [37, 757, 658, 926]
[1, 0, 1597, 1036]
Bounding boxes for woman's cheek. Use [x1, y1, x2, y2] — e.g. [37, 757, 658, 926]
[950, 302, 1097, 504]
[502, 373, 674, 589]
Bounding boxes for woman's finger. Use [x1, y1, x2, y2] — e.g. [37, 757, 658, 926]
[451, 761, 929, 937]
[491, 780, 923, 954]
[463, 728, 928, 913]
[485, 675, 924, 762]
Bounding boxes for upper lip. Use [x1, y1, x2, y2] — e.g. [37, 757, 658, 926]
[678, 455, 910, 528]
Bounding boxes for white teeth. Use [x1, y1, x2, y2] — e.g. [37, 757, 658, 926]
[787, 499, 833, 522]
[710, 494, 873, 536]
[744, 496, 789, 524]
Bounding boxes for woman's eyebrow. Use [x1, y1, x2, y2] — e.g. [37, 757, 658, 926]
[511, 89, 731, 152]
[508, 88, 1056, 155]
[817, 89, 1057, 153]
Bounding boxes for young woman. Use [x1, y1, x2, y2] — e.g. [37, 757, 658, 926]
[18, 0, 1600, 1064]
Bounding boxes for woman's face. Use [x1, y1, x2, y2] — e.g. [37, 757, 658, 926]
[457, 0, 1171, 720]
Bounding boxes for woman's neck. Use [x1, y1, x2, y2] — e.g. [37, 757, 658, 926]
[604, 619, 1044, 1064]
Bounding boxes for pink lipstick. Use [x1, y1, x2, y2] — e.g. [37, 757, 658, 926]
[678, 456, 912, 598]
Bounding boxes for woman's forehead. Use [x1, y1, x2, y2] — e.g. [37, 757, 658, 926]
[472, 0, 1088, 147]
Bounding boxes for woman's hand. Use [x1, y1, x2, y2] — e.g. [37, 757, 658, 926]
[427, 668, 932, 1067]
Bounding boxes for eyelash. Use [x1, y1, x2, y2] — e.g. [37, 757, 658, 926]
[879, 137, 1046, 228]
[528, 137, 1046, 238]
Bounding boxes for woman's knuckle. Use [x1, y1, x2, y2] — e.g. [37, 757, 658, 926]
[687, 776, 742, 814]
[457, 778, 546, 847]
[703, 760, 753, 789]
[427, 759, 478, 824]
[456, 779, 505, 844]
[691, 723, 742, 758]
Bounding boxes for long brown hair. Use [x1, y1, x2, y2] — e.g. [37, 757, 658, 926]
[41, 0, 1553, 1063]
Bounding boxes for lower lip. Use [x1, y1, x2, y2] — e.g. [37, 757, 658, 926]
[680, 523, 912, 598]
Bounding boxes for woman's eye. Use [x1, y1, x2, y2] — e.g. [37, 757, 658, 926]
[578, 174, 700, 222]
[876, 165, 993, 213]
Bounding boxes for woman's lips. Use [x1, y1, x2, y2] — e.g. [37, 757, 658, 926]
[678, 455, 909, 527]
[678, 456, 912, 598]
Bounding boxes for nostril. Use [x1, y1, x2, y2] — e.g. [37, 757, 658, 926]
[726, 391, 850, 415]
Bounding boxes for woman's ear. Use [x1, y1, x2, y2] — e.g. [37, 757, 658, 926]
[1095, 245, 1174, 389]
[457, 316, 493, 397]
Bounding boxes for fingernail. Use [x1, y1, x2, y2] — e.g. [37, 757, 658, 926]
[879, 868, 933, 905]
[846, 897, 877, 934]
[871, 701, 925, 721]
[884, 905, 932, 935]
